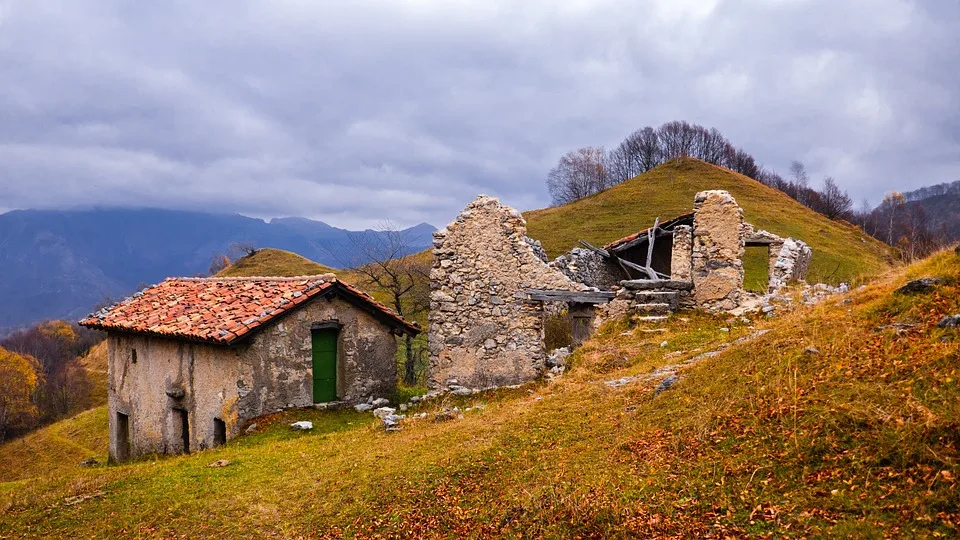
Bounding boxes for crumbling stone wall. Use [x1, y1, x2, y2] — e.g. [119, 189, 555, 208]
[428, 196, 582, 390]
[549, 247, 621, 289]
[670, 225, 693, 281]
[692, 190, 745, 311]
[770, 238, 813, 289]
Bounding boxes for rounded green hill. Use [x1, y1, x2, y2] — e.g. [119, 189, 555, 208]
[524, 158, 894, 284]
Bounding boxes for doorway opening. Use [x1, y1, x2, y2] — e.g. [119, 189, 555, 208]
[173, 408, 190, 454]
[116, 412, 131, 461]
[213, 418, 226, 447]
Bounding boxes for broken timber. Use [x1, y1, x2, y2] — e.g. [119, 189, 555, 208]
[620, 279, 693, 291]
[522, 289, 615, 304]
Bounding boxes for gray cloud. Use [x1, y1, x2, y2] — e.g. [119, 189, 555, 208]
[0, 0, 957, 228]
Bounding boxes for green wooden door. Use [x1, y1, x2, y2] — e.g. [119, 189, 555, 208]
[312, 329, 338, 403]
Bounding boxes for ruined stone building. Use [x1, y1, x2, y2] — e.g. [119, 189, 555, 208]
[80, 275, 418, 462]
[429, 190, 812, 391]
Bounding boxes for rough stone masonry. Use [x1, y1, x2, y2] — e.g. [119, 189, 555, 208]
[428, 196, 583, 390]
[692, 190, 746, 311]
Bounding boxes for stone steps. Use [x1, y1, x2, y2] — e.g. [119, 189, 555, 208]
[634, 303, 672, 315]
[634, 291, 680, 310]
[635, 315, 669, 324]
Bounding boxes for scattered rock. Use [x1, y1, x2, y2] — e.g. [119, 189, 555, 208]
[804, 347, 821, 356]
[354, 403, 374, 412]
[244, 423, 258, 434]
[208, 459, 231, 468]
[371, 398, 390, 408]
[937, 315, 960, 328]
[895, 277, 943, 295]
[409, 395, 421, 403]
[399, 403, 409, 412]
[79, 457, 98, 467]
[720, 327, 730, 333]
[655, 375, 678, 395]
[63, 491, 104, 506]
[373, 407, 396, 419]
[290, 421, 313, 431]
[434, 407, 460, 422]
[451, 387, 473, 397]
[659, 340, 668, 348]
[546, 347, 572, 368]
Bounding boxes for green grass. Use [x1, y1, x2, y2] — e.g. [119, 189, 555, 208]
[217, 248, 337, 278]
[0, 407, 108, 484]
[525, 158, 895, 285]
[3, 252, 957, 537]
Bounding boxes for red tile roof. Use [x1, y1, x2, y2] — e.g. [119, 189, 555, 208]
[79, 275, 419, 344]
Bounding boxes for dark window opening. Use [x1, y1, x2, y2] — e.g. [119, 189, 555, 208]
[213, 418, 226, 447]
[174, 408, 190, 454]
[116, 412, 131, 461]
[131, 348, 137, 364]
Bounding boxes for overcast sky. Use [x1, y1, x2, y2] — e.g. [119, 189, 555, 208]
[0, 0, 957, 229]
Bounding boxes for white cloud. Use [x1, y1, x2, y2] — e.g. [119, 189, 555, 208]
[0, 0, 957, 225]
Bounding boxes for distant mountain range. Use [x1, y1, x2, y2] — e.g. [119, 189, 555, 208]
[0, 208, 435, 330]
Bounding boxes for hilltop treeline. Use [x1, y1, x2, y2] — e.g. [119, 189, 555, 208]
[546, 121, 854, 220]
[546, 120, 952, 260]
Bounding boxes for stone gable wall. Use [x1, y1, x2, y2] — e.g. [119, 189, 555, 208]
[692, 190, 745, 311]
[428, 196, 582, 389]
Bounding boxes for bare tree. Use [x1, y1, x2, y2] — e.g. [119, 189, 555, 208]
[788, 161, 809, 188]
[881, 191, 905, 245]
[816, 177, 854, 220]
[545, 147, 611, 205]
[228, 242, 258, 261]
[338, 222, 430, 386]
[608, 127, 662, 184]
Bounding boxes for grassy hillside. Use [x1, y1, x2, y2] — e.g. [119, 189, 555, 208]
[79, 341, 108, 407]
[0, 407, 108, 484]
[217, 248, 337, 278]
[525, 158, 894, 284]
[2, 248, 957, 537]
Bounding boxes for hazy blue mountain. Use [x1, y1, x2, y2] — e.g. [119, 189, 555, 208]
[0, 208, 435, 330]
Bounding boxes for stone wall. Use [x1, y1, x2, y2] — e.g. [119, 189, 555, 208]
[107, 294, 398, 461]
[670, 225, 693, 281]
[549, 247, 621, 289]
[691, 190, 745, 311]
[770, 238, 813, 289]
[428, 196, 582, 390]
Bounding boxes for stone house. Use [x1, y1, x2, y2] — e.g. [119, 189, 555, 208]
[430, 191, 812, 391]
[80, 275, 418, 462]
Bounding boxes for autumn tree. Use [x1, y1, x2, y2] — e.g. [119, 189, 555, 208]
[0, 320, 97, 423]
[338, 223, 430, 386]
[546, 147, 611, 205]
[208, 254, 231, 275]
[0, 347, 40, 441]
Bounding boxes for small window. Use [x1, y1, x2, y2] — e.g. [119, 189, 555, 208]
[131, 348, 137, 364]
[213, 418, 226, 447]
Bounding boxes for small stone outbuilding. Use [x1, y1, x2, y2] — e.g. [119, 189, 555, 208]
[80, 275, 418, 462]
